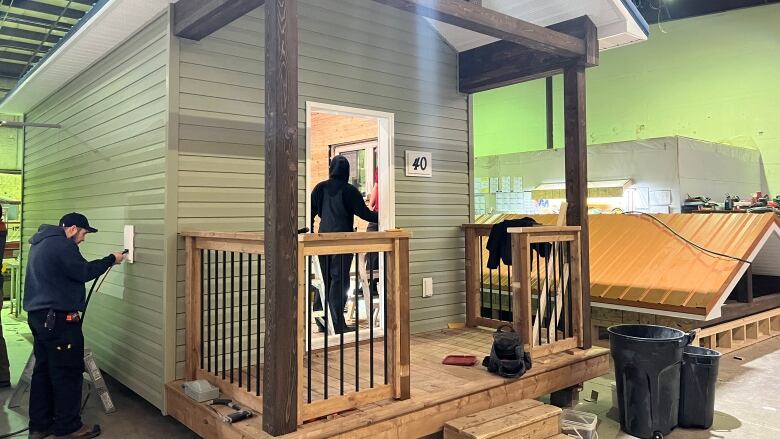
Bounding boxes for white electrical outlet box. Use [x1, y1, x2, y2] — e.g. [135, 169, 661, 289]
[422, 277, 433, 297]
[123, 225, 135, 264]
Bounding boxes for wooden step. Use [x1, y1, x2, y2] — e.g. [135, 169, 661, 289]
[444, 399, 562, 439]
[546, 435, 573, 439]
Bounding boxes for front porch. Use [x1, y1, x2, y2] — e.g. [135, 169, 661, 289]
[166, 326, 608, 439]
[166, 225, 607, 438]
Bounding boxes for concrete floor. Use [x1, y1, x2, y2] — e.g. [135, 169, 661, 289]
[0, 306, 197, 439]
[576, 336, 780, 438]
[2, 300, 780, 438]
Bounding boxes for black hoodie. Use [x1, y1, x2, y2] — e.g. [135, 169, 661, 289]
[311, 155, 378, 232]
[23, 225, 116, 312]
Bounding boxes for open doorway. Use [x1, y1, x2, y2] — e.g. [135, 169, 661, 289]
[305, 102, 394, 347]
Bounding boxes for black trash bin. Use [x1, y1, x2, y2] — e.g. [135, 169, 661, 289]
[608, 324, 696, 439]
[679, 345, 720, 429]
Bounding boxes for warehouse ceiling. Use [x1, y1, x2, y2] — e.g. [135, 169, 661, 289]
[0, 0, 99, 100]
[630, 0, 780, 24]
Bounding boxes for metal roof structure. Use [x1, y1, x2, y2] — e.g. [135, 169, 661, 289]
[476, 213, 780, 320]
[0, 0, 100, 100]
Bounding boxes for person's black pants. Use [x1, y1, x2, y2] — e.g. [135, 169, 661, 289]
[28, 310, 84, 436]
[317, 254, 353, 334]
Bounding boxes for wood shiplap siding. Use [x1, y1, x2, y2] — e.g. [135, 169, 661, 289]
[174, 0, 468, 378]
[22, 15, 169, 408]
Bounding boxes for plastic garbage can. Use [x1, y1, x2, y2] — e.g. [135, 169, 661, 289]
[608, 324, 696, 439]
[678, 345, 720, 429]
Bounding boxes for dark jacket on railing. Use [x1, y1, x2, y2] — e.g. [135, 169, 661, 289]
[311, 155, 378, 232]
[485, 218, 551, 269]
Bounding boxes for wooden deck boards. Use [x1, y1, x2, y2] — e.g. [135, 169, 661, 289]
[166, 327, 609, 439]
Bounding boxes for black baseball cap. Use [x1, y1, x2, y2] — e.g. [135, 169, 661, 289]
[59, 212, 98, 233]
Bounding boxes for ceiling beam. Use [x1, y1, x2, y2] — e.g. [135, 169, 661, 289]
[174, 0, 265, 41]
[0, 26, 62, 44]
[1, 12, 72, 33]
[371, 0, 585, 57]
[0, 61, 25, 78]
[0, 50, 40, 63]
[0, 38, 48, 53]
[0, 0, 86, 20]
[459, 16, 597, 94]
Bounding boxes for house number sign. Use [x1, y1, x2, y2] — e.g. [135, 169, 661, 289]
[405, 150, 432, 177]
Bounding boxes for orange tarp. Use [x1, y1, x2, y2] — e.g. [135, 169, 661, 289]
[473, 213, 777, 316]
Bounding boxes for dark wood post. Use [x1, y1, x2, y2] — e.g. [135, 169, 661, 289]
[563, 65, 591, 349]
[263, 0, 299, 435]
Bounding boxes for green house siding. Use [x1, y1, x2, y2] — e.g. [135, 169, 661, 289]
[474, 3, 780, 192]
[21, 14, 170, 408]
[173, 0, 469, 378]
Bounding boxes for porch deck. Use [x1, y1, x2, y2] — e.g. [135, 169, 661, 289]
[166, 327, 609, 439]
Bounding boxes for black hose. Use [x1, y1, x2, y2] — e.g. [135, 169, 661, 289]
[0, 428, 29, 438]
[623, 211, 752, 264]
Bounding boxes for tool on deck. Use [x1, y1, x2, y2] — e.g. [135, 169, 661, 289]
[207, 399, 254, 423]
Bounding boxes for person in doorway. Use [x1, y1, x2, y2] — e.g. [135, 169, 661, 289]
[311, 155, 378, 334]
[0, 204, 10, 388]
[23, 213, 125, 439]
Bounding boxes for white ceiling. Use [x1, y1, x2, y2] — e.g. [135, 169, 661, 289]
[426, 0, 649, 52]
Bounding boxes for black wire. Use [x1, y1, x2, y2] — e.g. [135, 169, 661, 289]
[623, 211, 752, 264]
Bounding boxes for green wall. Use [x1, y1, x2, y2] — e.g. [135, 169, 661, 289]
[474, 3, 780, 192]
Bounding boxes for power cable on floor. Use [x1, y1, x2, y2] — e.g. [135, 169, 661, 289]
[622, 211, 752, 264]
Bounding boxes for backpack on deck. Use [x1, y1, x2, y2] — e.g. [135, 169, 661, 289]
[482, 325, 532, 379]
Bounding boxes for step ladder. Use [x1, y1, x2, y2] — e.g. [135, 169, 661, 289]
[7, 348, 116, 414]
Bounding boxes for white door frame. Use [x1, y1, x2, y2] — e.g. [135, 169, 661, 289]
[305, 101, 395, 231]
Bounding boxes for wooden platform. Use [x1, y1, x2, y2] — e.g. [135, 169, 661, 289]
[694, 307, 780, 354]
[166, 327, 609, 439]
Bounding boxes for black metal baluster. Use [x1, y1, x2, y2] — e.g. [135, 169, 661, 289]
[230, 252, 235, 383]
[238, 253, 243, 388]
[369, 258, 375, 388]
[222, 251, 227, 379]
[247, 254, 252, 391]
[206, 250, 211, 372]
[355, 252, 359, 392]
[551, 243, 558, 342]
[200, 249, 205, 369]
[256, 254, 261, 396]
[479, 236, 486, 317]
[567, 242, 574, 337]
[307, 255, 312, 403]
[339, 255, 345, 396]
[383, 252, 388, 385]
[214, 251, 219, 376]
[324, 256, 329, 399]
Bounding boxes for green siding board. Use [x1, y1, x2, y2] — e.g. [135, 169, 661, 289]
[22, 14, 169, 409]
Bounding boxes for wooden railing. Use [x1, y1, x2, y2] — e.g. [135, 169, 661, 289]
[463, 224, 585, 359]
[181, 230, 410, 426]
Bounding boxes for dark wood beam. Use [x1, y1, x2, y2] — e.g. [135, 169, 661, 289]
[545, 76, 553, 149]
[372, 0, 585, 57]
[262, 0, 298, 436]
[174, 0, 265, 41]
[459, 16, 598, 93]
[563, 65, 591, 349]
[733, 266, 754, 303]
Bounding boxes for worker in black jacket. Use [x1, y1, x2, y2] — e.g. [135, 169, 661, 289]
[23, 213, 125, 439]
[311, 155, 378, 333]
